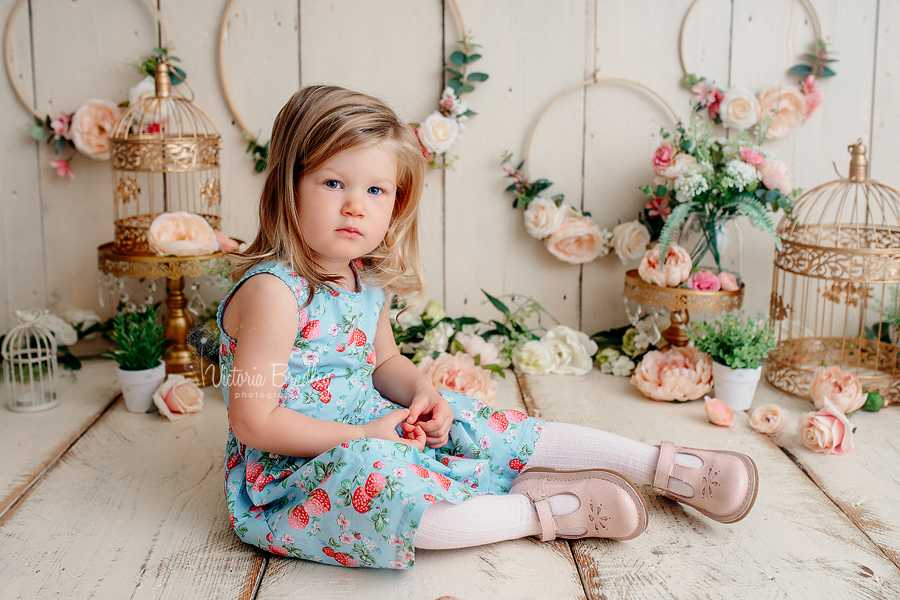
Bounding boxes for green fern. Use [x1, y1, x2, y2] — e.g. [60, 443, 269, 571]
[733, 197, 781, 249]
[657, 201, 695, 259]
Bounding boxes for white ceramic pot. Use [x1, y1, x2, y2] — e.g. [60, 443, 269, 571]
[117, 360, 167, 413]
[712, 361, 762, 411]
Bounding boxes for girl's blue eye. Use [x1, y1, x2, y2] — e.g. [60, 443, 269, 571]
[367, 186, 383, 196]
[324, 180, 341, 189]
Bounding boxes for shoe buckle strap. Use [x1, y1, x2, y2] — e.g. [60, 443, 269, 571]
[653, 440, 676, 493]
[526, 489, 556, 542]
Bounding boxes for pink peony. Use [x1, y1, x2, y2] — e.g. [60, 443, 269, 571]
[652, 144, 676, 172]
[758, 85, 807, 139]
[544, 210, 608, 264]
[152, 374, 204, 421]
[718, 271, 739, 291]
[453, 333, 500, 367]
[418, 351, 497, 406]
[739, 147, 766, 167]
[148, 212, 219, 257]
[797, 399, 854, 455]
[631, 346, 713, 402]
[759, 158, 794, 196]
[704, 396, 734, 427]
[50, 158, 74, 179]
[70, 99, 119, 160]
[638, 243, 692, 287]
[809, 366, 866, 414]
[801, 75, 823, 118]
[686, 271, 721, 291]
[215, 230, 240, 253]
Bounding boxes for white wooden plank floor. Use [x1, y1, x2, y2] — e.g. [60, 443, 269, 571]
[1, 361, 899, 599]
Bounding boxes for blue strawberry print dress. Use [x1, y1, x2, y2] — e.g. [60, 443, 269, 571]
[217, 261, 545, 569]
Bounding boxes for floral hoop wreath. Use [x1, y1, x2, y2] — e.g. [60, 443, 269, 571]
[502, 73, 679, 266]
[679, 0, 836, 141]
[4, 0, 176, 179]
[218, 0, 485, 172]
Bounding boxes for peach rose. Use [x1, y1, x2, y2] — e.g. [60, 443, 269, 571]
[153, 374, 204, 421]
[719, 87, 761, 130]
[750, 404, 786, 435]
[809, 366, 866, 414]
[704, 396, 734, 427]
[686, 271, 721, 291]
[654, 152, 697, 182]
[417, 111, 460, 155]
[631, 346, 713, 402]
[759, 158, 794, 196]
[758, 85, 807, 139]
[70, 99, 119, 160]
[611, 221, 651, 264]
[148, 212, 219, 257]
[544, 209, 609, 264]
[523, 197, 565, 239]
[718, 271, 739, 291]
[418, 351, 497, 406]
[797, 399, 854, 455]
[638, 242, 692, 287]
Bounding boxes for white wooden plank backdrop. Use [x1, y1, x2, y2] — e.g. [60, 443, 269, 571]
[2, 0, 898, 335]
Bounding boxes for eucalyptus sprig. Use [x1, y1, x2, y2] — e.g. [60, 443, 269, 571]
[444, 35, 488, 98]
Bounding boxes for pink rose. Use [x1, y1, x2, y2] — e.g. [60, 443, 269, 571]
[148, 212, 219, 257]
[759, 158, 794, 196]
[707, 88, 725, 121]
[704, 396, 734, 427]
[418, 352, 497, 406]
[652, 144, 676, 172]
[686, 271, 721, 291]
[717, 271, 739, 291]
[809, 366, 866, 414]
[152, 374, 204, 421]
[50, 111, 71, 140]
[801, 75, 822, 118]
[215, 230, 240, 253]
[544, 209, 608, 264]
[758, 85, 807, 139]
[750, 404, 786, 435]
[70, 99, 119, 160]
[50, 158, 74, 180]
[638, 243, 692, 287]
[797, 399, 854, 455]
[739, 147, 766, 167]
[631, 346, 713, 402]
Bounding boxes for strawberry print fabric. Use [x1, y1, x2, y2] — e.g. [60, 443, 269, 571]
[217, 261, 544, 569]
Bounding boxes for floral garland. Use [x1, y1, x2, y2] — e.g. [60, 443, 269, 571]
[684, 39, 836, 141]
[26, 48, 186, 179]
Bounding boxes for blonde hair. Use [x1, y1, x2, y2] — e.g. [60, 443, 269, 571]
[230, 85, 426, 307]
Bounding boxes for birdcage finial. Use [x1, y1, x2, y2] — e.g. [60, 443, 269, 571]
[848, 140, 867, 183]
[154, 60, 171, 99]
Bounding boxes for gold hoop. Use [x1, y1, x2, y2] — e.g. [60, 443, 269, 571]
[678, 0, 823, 77]
[3, 0, 169, 120]
[524, 73, 680, 178]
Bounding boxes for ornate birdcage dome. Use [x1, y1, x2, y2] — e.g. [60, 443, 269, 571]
[2, 309, 59, 412]
[108, 61, 222, 255]
[768, 141, 900, 405]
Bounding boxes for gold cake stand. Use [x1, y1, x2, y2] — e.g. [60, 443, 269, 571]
[623, 269, 744, 346]
[97, 243, 225, 385]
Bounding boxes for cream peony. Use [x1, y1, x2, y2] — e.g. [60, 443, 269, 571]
[418, 352, 497, 405]
[523, 197, 565, 239]
[70, 99, 120, 160]
[611, 221, 651, 264]
[152, 374, 204, 421]
[512, 340, 560, 375]
[809, 366, 866, 414]
[654, 153, 697, 182]
[631, 346, 713, 402]
[417, 111, 460, 155]
[544, 209, 609, 264]
[148, 212, 219, 257]
[750, 404, 787, 435]
[454, 332, 501, 367]
[638, 243, 692, 287]
[758, 85, 807, 139]
[719, 88, 761, 130]
[543, 325, 599, 376]
[797, 399, 854, 455]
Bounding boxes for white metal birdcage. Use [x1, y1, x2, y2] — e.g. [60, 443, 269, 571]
[108, 60, 222, 255]
[2, 309, 60, 412]
[768, 141, 900, 406]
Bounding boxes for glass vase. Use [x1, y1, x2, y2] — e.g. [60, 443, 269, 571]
[677, 214, 743, 277]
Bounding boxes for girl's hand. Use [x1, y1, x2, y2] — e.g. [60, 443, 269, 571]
[404, 387, 453, 448]
[361, 408, 426, 452]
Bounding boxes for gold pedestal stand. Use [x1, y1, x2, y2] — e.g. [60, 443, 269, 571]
[98, 243, 222, 386]
[623, 269, 744, 346]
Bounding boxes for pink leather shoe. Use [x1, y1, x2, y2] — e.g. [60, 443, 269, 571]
[510, 468, 648, 541]
[653, 441, 759, 523]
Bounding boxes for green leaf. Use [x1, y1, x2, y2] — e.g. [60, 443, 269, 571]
[29, 123, 46, 141]
[790, 64, 813, 76]
[639, 185, 652, 195]
[447, 78, 462, 93]
[680, 139, 691, 151]
[457, 84, 476, 94]
[449, 51, 467, 67]
[442, 67, 463, 79]
[462, 109, 477, 116]
[655, 185, 668, 198]
[765, 189, 780, 203]
[682, 73, 701, 88]
[482, 290, 510, 315]
[821, 66, 836, 77]
[465, 53, 482, 63]
[467, 72, 489, 82]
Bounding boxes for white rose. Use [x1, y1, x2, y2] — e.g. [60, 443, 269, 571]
[523, 197, 565, 239]
[719, 87, 761, 130]
[543, 325, 598, 376]
[454, 333, 501, 367]
[64, 307, 101, 330]
[417, 111, 460, 155]
[611, 221, 651, 264]
[512, 340, 560, 375]
[421, 321, 454, 354]
[36, 313, 78, 346]
[128, 75, 169, 124]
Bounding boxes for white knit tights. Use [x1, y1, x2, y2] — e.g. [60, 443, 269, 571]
[414, 421, 698, 550]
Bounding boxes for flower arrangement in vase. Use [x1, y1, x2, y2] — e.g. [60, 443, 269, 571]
[687, 314, 776, 411]
[104, 305, 168, 413]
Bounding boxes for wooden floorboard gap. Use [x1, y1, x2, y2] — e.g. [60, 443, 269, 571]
[249, 556, 268, 600]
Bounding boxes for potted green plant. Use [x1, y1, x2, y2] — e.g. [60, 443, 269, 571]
[104, 306, 168, 413]
[688, 314, 776, 411]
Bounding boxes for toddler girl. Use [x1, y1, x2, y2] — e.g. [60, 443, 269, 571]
[218, 85, 758, 569]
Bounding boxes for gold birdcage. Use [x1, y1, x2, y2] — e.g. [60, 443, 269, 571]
[108, 61, 222, 255]
[767, 141, 900, 406]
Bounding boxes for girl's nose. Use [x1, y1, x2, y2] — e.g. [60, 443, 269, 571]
[341, 190, 366, 217]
